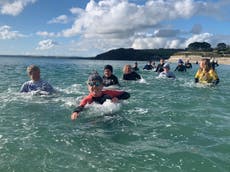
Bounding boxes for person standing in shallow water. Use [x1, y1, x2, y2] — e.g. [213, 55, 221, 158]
[158, 63, 176, 79]
[155, 58, 165, 73]
[132, 62, 139, 71]
[123, 64, 141, 80]
[102, 65, 120, 87]
[20, 65, 55, 94]
[194, 58, 219, 85]
[174, 59, 186, 72]
[185, 59, 192, 69]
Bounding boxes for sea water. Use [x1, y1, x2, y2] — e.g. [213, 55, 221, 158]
[0, 56, 229, 172]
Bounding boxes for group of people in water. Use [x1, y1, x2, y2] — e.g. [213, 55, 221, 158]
[20, 57, 219, 120]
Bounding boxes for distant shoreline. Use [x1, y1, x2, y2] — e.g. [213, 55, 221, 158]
[168, 55, 230, 65]
[1, 53, 230, 65]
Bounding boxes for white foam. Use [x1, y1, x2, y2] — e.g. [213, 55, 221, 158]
[139, 78, 147, 84]
[86, 100, 122, 116]
[56, 84, 84, 94]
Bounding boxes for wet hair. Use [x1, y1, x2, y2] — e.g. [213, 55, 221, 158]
[200, 58, 211, 72]
[123, 64, 132, 74]
[104, 65, 113, 73]
[27, 65, 40, 74]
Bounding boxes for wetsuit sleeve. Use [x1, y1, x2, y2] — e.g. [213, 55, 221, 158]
[103, 90, 130, 100]
[174, 66, 178, 71]
[43, 81, 55, 93]
[123, 74, 127, 80]
[20, 83, 28, 92]
[116, 91, 130, 100]
[136, 72, 141, 79]
[73, 106, 84, 113]
[210, 70, 219, 85]
[155, 64, 160, 72]
[114, 76, 120, 85]
[194, 70, 200, 83]
[73, 95, 92, 113]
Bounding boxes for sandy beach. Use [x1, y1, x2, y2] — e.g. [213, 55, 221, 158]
[168, 55, 230, 65]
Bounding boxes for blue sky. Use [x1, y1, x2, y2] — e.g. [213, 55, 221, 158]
[0, 0, 229, 57]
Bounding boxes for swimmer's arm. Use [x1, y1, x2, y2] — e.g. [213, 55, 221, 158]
[71, 96, 91, 120]
[212, 78, 219, 85]
[71, 105, 84, 120]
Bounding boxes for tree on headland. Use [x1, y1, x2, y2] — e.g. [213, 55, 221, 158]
[216, 43, 227, 51]
[187, 42, 212, 51]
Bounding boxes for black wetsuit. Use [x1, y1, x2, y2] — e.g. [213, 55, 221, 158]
[174, 65, 187, 72]
[123, 71, 141, 80]
[103, 74, 120, 87]
[185, 62, 192, 69]
[132, 66, 139, 71]
[143, 64, 153, 70]
[155, 63, 164, 73]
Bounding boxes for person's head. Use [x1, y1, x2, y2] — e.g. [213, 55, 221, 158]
[87, 72, 103, 97]
[160, 58, 164, 64]
[199, 58, 211, 72]
[178, 59, 184, 65]
[134, 62, 138, 66]
[104, 65, 113, 77]
[163, 63, 170, 72]
[123, 65, 132, 74]
[27, 65, 40, 81]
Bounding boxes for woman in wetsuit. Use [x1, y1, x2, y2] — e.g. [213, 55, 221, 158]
[194, 58, 219, 85]
[122, 65, 141, 81]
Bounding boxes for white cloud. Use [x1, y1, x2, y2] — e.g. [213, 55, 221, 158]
[132, 37, 184, 49]
[0, 0, 36, 16]
[0, 25, 25, 39]
[131, 32, 216, 50]
[70, 7, 84, 15]
[61, 0, 199, 38]
[36, 39, 58, 50]
[48, 15, 68, 24]
[36, 31, 56, 37]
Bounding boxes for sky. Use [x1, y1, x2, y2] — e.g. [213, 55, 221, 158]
[0, 0, 229, 57]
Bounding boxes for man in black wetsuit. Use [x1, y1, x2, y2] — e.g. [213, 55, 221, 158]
[155, 58, 165, 73]
[102, 65, 120, 87]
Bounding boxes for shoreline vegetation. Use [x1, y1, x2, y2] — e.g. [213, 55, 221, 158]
[1, 48, 230, 65]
